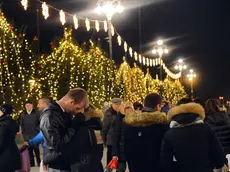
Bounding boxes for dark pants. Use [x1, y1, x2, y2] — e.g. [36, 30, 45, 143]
[107, 146, 126, 172]
[107, 146, 113, 165]
[28, 144, 41, 166]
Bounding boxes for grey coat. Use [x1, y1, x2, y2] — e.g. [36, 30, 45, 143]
[101, 107, 120, 146]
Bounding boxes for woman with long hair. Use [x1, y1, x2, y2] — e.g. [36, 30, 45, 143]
[205, 99, 230, 155]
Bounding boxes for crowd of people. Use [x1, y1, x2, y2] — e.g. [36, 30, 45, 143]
[0, 87, 230, 172]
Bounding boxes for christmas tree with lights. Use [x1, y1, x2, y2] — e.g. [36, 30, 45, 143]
[0, 10, 36, 110]
[38, 28, 85, 100]
[80, 41, 119, 108]
[144, 69, 161, 96]
[162, 78, 187, 105]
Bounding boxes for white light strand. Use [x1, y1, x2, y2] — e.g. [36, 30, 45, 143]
[124, 42, 127, 52]
[73, 15, 78, 30]
[42, 2, 49, 20]
[21, 0, 28, 10]
[134, 52, 138, 61]
[85, 18, 90, 31]
[143, 57, 146, 65]
[95, 20, 100, 32]
[104, 21, 108, 32]
[59, 10, 66, 25]
[150, 59, 153, 67]
[111, 25, 115, 36]
[129, 47, 133, 57]
[117, 35, 122, 46]
[147, 58, 149, 66]
[139, 55, 142, 64]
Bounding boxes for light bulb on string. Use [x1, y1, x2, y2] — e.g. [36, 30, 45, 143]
[129, 47, 133, 57]
[150, 59, 153, 66]
[59, 10, 66, 25]
[134, 52, 138, 61]
[111, 25, 115, 36]
[117, 35, 122, 46]
[104, 21, 108, 32]
[95, 20, 100, 32]
[124, 42, 127, 52]
[153, 59, 156, 66]
[143, 57, 146, 65]
[73, 15, 78, 30]
[85, 18, 90, 31]
[42, 2, 49, 20]
[21, 0, 28, 10]
[139, 55, 142, 64]
[147, 58, 149, 66]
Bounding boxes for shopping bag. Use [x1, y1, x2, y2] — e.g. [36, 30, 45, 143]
[16, 149, 30, 172]
[104, 159, 119, 172]
[40, 161, 48, 172]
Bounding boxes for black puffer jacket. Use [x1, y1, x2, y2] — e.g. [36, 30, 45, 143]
[205, 111, 230, 155]
[161, 103, 226, 172]
[0, 115, 21, 171]
[124, 108, 168, 172]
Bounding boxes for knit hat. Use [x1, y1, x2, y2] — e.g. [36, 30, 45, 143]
[144, 93, 162, 109]
[111, 98, 122, 105]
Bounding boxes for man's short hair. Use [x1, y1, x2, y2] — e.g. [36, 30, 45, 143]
[66, 88, 88, 104]
[40, 98, 50, 105]
[144, 93, 162, 109]
[25, 100, 33, 106]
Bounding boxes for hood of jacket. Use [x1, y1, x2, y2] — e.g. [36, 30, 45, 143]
[84, 108, 103, 121]
[124, 110, 167, 127]
[167, 103, 205, 122]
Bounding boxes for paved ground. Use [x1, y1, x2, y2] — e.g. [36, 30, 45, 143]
[30, 148, 112, 172]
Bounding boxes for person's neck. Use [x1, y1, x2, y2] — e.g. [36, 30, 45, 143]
[57, 99, 66, 112]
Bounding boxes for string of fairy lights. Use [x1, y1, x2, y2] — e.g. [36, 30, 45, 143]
[0, 10, 37, 109]
[19, 0, 181, 79]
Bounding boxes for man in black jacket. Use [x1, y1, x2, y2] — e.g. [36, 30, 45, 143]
[101, 98, 122, 165]
[40, 88, 89, 172]
[20, 101, 40, 167]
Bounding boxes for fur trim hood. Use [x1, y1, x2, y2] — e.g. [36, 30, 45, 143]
[167, 103, 205, 121]
[84, 108, 104, 121]
[124, 110, 168, 127]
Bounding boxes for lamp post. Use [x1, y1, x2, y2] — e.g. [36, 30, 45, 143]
[95, 0, 124, 60]
[174, 59, 187, 81]
[152, 40, 169, 81]
[187, 69, 196, 99]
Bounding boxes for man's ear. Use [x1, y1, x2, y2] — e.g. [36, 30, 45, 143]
[156, 104, 161, 111]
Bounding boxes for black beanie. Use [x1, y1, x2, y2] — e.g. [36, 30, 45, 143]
[144, 93, 162, 109]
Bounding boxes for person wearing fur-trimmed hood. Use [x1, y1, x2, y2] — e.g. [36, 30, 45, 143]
[160, 102, 226, 172]
[124, 93, 168, 172]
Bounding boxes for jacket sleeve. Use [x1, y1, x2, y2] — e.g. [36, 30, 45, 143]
[160, 134, 173, 172]
[0, 128, 7, 154]
[40, 111, 85, 151]
[29, 131, 43, 145]
[208, 125, 226, 169]
[101, 113, 111, 144]
[20, 113, 25, 134]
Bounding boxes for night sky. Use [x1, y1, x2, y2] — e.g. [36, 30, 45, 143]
[2, 0, 230, 101]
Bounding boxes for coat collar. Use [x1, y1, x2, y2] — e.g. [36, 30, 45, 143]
[124, 110, 167, 127]
[167, 103, 205, 121]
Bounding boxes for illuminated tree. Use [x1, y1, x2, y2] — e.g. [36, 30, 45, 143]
[162, 78, 187, 105]
[144, 69, 161, 95]
[38, 28, 85, 100]
[0, 10, 36, 110]
[79, 41, 119, 108]
[116, 58, 132, 101]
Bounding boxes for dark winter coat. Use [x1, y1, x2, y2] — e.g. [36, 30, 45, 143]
[40, 102, 85, 170]
[205, 111, 230, 155]
[123, 108, 168, 172]
[112, 113, 126, 161]
[161, 103, 226, 172]
[20, 109, 40, 141]
[0, 115, 21, 171]
[101, 107, 120, 146]
[43, 110, 103, 172]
